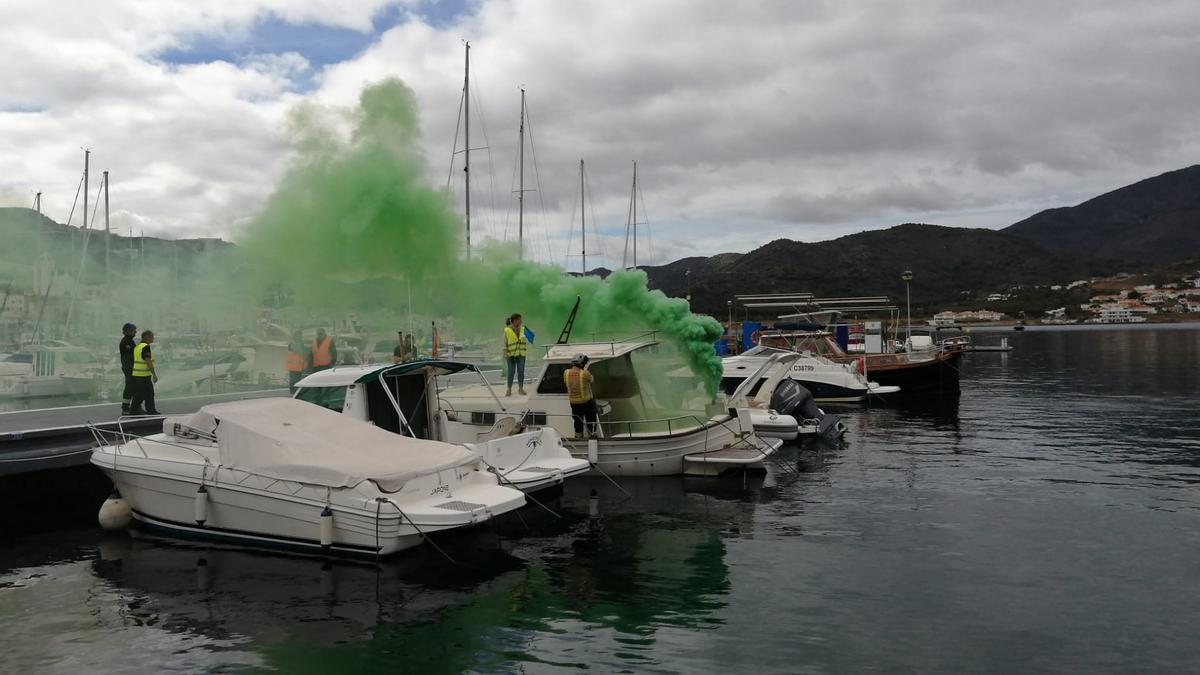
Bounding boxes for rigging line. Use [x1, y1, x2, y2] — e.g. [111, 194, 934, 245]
[503, 136, 519, 242]
[65, 173, 84, 228]
[637, 170, 652, 263]
[524, 101, 553, 263]
[563, 170, 579, 269]
[445, 87, 466, 192]
[470, 76, 500, 243]
[583, 169, 604, 267]
[622, 169, 635, 268]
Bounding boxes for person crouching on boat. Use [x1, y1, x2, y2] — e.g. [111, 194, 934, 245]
[565, 354, 598, 437]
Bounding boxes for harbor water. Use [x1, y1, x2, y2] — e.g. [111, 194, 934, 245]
[2, 325, 1199, 673]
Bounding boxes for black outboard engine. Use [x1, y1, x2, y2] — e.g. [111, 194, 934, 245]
[769, 379, 845, 439]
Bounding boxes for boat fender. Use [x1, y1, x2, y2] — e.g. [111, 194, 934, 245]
[194, 485, 208, 526]
[587, 438, 599, 464]
[319, 506, 334, 548]
[98, 491, 132, 531]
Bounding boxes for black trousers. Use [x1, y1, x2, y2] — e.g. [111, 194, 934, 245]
[570, 399, 599, 436]
[121, 374, 135, 410]
[128, 377, 158, 415]
[288, 370, 303, 394]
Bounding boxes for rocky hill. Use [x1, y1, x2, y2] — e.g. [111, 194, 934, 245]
[641, 224, 1081, 315]
[1003, 165, 1200, 265]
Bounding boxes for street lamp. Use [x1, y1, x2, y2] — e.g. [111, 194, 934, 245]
[901, 270, 914, 344]
[685, 269, 692, 303]
[727, 299, 733, 328]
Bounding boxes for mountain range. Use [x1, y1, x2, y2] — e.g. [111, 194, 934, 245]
[640, 165, 1200, 315]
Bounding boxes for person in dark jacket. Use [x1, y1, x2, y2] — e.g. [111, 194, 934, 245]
[118, 322, 137, 414]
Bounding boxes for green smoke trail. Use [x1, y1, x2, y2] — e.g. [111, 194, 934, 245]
[236, 78, 724, 394]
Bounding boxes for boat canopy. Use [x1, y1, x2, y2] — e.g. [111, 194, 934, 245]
[295, 359, 479, 388]
[169, 398, 475, 492]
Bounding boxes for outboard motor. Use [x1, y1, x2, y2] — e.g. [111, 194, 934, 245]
[770, 379, 845, 439]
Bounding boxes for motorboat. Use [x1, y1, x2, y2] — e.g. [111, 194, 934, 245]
[726, 352, 846, 440]
[760, 330, 962, 396]
[436, 338, 781, 477]
[0, 343, 104, 399]
[722, 345, 899, 403]
[293, 359, 591, 493]
[90, 397, 527, 557]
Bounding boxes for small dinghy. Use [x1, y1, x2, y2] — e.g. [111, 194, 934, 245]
[91, 398, 526, 557]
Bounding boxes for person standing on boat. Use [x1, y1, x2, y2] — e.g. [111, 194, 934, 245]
[310, 328, 336, 373]
[128, 330, 160, 416]
[503, 313, 529, 396]
[285, 332, 307, 393]
[564, 354, 598, 437]
[118, 322, 137, 414]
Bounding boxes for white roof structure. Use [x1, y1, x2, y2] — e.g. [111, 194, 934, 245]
[294, 364, 380, 388]
[170, 398, 475, 492]
[543, 340, 656, 362]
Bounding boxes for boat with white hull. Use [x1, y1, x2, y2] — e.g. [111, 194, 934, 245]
[722, 345, 899, 403]
[437, 339, 781, 477]
[293, 359, 591, 494]
[727, 352, 846, 440]
[90, 398, 526, 557]
[0, 344, 104, 399]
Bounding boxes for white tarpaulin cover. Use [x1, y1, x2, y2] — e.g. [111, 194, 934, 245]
[170, 398, 475, 492]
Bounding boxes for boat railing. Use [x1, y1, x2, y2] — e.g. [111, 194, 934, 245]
[87, 422, 215, 466]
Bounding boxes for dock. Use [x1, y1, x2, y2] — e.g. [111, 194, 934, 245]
[0, 389, 287, 478]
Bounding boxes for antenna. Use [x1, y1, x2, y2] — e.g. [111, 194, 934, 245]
[557, 296, 581, 344]
[580, 159, 586, 275]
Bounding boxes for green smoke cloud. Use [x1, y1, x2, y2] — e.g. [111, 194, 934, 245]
[236, 79, 724, 394]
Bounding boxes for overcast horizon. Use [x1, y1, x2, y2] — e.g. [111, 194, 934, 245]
[2, 1, 1198, 268]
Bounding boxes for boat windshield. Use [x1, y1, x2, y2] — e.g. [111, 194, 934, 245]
[295, 385, 348, 412]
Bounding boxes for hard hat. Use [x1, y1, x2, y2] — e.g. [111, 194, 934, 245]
[571, 353, 589, 366]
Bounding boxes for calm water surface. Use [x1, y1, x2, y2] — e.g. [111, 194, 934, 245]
[3, 325, 1199, 673]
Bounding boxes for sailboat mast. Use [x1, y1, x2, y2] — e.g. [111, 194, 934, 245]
[518, 88, 525, 261]
[104, 171, 110, 290]
[580, 159, 587, 275]
[631, 161, 638, 268]
[82, 149, 89, 232]
[463, 42, 471, 259]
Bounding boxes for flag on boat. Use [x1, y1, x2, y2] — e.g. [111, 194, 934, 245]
[524, 326, 535, 343]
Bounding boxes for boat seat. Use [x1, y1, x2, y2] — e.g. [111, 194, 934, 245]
[476, 416, 522, 441]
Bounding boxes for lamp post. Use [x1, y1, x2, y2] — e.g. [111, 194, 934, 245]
[685, 269, 692, 303]
[901, 270, 913, 344]
[727, 299, 733, 328]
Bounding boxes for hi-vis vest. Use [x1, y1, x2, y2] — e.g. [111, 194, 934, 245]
[504, 326, 528, 358]
[311, 336, 333, 367]
[132, 342, 153, 377]
[564, 367, 593, 404]
[286, 348, 306, 372]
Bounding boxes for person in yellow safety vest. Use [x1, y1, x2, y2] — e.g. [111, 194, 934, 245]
[310, 328, 336, 373]
[128, 330, 160, 416]
[286, 331, 307, 393]
[503, 313, 529, 397]
[564, 353, 598, 437]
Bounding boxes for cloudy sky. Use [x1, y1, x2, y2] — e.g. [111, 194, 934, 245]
[2, 0, 1198, 268]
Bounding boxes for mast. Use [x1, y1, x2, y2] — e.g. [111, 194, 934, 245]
[83, 149, 89, 232]
[631, 161, 638, 268]
[580, 159, 587, 275]
[463, 42, 471, 259]
[517, 88, 525, 260]
[104, 170, 110, 290]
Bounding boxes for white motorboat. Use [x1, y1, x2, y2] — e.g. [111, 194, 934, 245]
[722, 345, 899, 403]
[0, 344, 104, 399]
[90, 397, 527, 557]
[726, 352, 847, 440]
[293, 359, 590, 493]
[436, 339, 781, 477]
